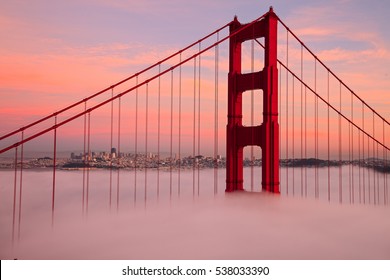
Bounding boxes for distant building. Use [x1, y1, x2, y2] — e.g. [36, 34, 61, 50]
[111, 147, 117, 158]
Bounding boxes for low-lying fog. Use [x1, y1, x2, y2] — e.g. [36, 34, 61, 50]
[0, 167, 389, 259]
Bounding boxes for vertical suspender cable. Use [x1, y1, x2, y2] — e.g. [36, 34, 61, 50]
[339, 82, 342, 203]
[116, 96, 122, 210]
[286, 30, 289, 195]
[377, 125, 380, 204]
[348, 91, 352, 203]
[12, 146, 18, 245]
[52, 115, 57, 225]
[157, 66, 161, 199]
[109, 89, 114, 209]
[376, 141, 379, 204]
[251, 38, 254, 192]
[359, 129, 362, 202]
[327, 71, 330, 202]
[376, 113, 379, 204]
[387, 148, 389, 205]
[178, 53, 182, 197]
[110, 89, 114, 207]
[18, 131, 24, 240]
[145, 84, 149, 206]
[316, 61, 319, 199]
[134, 76, 138, 205]
[373, 111, 376, 204]
[83, 102, 87, 214]
[372, 111, 379, 204]
[193, 57, 197, 197]
[314, 58, 318, 199]
[387, 148, 388, 205]
[377, 141, 380, 204]
[383, 120, 386, 204]
[214, 32, 219, 195]
[300, 44, 304, 196]
[351, 91, 354, 203]
[305, 86, 308, 197]
[348, 96, 351, 203]
[198, 42, 201, 196]
[292, 77, 295, 195]
[86, 112, 91, 214]
[385, 120, 388, 205]
[359, 127, 362, 202]
[368, 111, 371, 204]
[314, 95, 318, 198]
[170, 70, 174, 198]
[362, 103, 365, 203]
[117, 96, 121, 211]
[316, 62, 319, 199]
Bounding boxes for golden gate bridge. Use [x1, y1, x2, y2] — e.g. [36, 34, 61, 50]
[1, 7, 389, 245]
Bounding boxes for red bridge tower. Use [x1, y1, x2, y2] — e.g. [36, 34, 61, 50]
[226, 7, 280, 193]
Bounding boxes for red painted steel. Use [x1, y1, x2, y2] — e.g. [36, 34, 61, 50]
[226, 7, 280, 193]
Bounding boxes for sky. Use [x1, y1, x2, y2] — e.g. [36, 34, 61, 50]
[1, 0, 390, 156]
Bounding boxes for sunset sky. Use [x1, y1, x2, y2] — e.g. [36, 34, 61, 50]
[1, 0, 390, 156]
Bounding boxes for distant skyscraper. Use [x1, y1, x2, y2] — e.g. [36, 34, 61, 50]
[111, 147, 117, 158]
